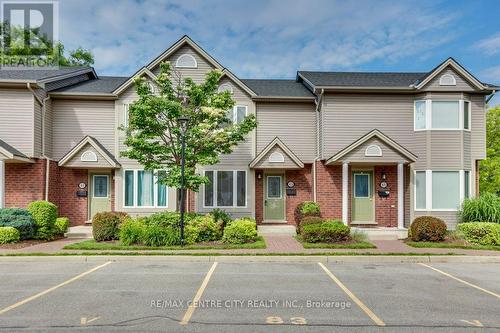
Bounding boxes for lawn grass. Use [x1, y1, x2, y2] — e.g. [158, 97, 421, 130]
[1, 251, 459, 256]
[295, 236, 376, 249]
[405, 241, 500, 251]
[63, 236, 266, 251]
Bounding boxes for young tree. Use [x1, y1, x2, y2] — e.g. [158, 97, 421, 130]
[479, 106, 500, 195]
[121, 62, 257, 191]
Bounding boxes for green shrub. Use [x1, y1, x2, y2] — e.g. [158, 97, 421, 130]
[54, 217, 70, 235]
[410, 216, 447, 242]
[145, 211, 199, 228]
[0, 208, 36, 240]
[27, 201, 58, 240]
[301, 220, 350, 243]
[210, 208, 232, 228]
[457, 222, 500, 246]
[92, 211, 128, 241]
[142, 225, 180, 247]
[119, 218, 147, 245]
[0, 226, 20, 244]
[222, 218, 258, 244]
[460, 193, 500, 223]
[297, 216, 324, 234]
[187, 215, 222, 243]
[299, 201, 321, 216]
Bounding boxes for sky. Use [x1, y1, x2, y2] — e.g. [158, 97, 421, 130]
[58, 0, 500, 105]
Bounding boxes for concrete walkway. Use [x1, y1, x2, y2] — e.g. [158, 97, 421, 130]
[0, 235, 499, 256]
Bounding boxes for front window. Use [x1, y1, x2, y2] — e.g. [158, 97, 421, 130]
[415, 171, 426, 209]
[124, 170, 168, 207]
[204, 170, 246, 207]
[464, 171, 470, 199]
[415, 170, 463, 210]
[414, 100, 469, 131]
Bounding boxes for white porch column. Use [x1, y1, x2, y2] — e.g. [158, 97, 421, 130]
[0, 160, 5, 209]
[342, 162, 349, 225]
[397, 163, 404, 229]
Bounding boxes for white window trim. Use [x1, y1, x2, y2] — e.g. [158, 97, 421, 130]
[414, 170, 467, 212]
[266, 175, 283, 199]
[175, 54, 198, 68]
[93, 175, 109, 199]
[463, 100, 471, 131]
[269, 152, 285, 163]
[439, 73, 457, 86]
[123, 169, 168, 208]
[364, 144, 382, 157]
[414, 99, 470, 131]
[218, 83, 233, 94]
[232, 105, 248, 123]
[203, 170, 247, 208]
[123, 104, 129, 127]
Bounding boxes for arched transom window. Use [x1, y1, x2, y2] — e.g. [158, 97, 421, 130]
[365, 145, 382, 157]
[175, 54, 197, 68]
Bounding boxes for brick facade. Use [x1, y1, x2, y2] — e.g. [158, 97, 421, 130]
[54, 168, 89, 226]
[316, 162, 342, 220]
[374, 165, 398, 227]
[5, 159, 46, 207]
[285, 165, 313, 224]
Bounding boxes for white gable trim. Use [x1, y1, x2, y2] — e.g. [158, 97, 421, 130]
[249, 137, 304, 169]
[220, 69, 257, 97]
[326, 129, 417, 165]
[414, 58, 485, 91]
[113, 67, 158, 95]
[58, 136, 119, 168]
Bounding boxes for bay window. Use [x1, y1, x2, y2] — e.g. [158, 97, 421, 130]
[414, 99, 470, 130]
[124, 170, 168, 207]
[204, 170, 246, 207]
[415, 170, 469, 210]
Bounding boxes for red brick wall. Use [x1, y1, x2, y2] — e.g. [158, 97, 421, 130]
[374, 165, 398, 227]
[316, 161, 343, 220]
[255, 170, 263, 223]
[55, 168, 89, 226]
[5, 159, 46, 207]
[285, 165, 313, 225]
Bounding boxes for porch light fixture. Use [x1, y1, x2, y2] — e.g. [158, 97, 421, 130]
[381, 171, 387, 180]
[178, 116, 190, 246]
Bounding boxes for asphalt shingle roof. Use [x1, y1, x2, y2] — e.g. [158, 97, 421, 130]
[241, 79, 314, 97]
[298, 71, 428, 88]
[51, 76, 129, 94]
[0, 138, 28, 158]
[0, 66, 92, 81]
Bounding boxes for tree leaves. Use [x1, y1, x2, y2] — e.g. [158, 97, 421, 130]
[121, 62, 257, 191]
[480, 106, 500, 195]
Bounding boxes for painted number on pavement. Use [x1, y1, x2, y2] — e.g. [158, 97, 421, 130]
[266, 316, 307, 325]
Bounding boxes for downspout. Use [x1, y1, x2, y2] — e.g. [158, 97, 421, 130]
[27, 83, 51, 201]
[313, 89, 324, 203]
[485, 90, 496, 104]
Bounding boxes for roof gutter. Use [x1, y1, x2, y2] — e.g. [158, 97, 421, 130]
[486, 90, 497, 104]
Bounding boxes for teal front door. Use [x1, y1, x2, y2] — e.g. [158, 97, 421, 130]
[264, 175, 285, 221]
[352, 171, 374, 223]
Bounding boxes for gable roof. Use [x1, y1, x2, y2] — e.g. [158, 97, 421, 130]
[326, 129, 417, 164]
[242, 79, 315, 99]
[0, 138, 32, 162]
[220, 69, 257, 97]
[249, 137, 304, 169]
[58, 136, 120, 167]
[112, 67, 158, 95]
[147, 35, 224, 71]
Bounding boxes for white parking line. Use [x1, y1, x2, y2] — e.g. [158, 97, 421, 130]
[180, 262, 218, 325]
[318, 263, 385, 327]
[0, 261, 112, 316]
[418, 263, 500, 299]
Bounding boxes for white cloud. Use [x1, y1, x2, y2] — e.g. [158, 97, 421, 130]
[475, 34, 500, 56]
[57, 0, 461, 78]
[479, 65, 500, 83]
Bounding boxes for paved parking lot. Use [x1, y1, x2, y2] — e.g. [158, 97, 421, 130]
[0, 259, 498, 332]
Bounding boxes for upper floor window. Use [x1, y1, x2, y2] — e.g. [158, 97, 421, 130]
[226, 105, 248, 124]
[414, 100, 470, 131]
[439, 74, 456, 86]
[123, 104, 130, 127]
[175, 54, 197, 68]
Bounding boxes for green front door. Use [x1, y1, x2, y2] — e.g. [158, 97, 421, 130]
[352, 171, 374, 223]
[90, 174, 111, 220]
[264, 175, 285, 221]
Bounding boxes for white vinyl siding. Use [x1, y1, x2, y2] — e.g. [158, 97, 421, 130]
[203, 170, 246, 208]
[123, 169, 168, 208]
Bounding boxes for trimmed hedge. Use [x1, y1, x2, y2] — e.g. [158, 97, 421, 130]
[460, 193, 500, 223]
[457, 222, 500, 246]
[301, 220, 350, 243]
[0, 226, 20, 244]
[410, 216, 447, 242]
[0, 208, 36, 240]
[54, 217, 70, 235]
[92, 212, 128, 241]
[222, 218, 258, 244]
[27, 201, 58, 240]
[186, 215, 222, 243]
[297, 216, 323, 234]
